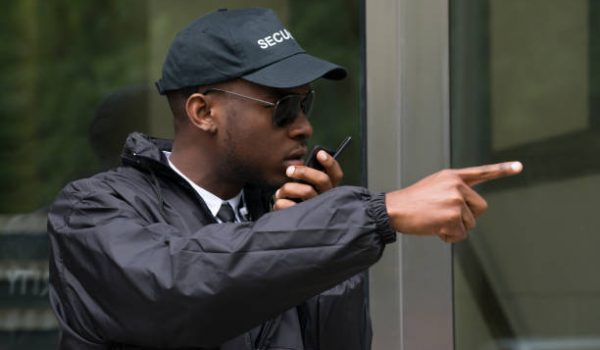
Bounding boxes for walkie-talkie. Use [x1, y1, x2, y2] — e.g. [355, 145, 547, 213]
[305, 136, 352, 171]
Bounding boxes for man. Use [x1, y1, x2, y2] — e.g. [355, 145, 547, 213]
[47, 8, 521, 350]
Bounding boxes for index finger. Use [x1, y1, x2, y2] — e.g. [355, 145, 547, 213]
[316, 150, 344, 186]
[456, 161, 523, 186]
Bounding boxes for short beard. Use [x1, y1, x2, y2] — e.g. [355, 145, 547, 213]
[220, 121, 281, 190]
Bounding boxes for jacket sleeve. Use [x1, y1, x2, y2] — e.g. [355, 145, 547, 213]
[48, 181, 395, 348]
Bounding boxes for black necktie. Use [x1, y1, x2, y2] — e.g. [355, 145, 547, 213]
[216, 202, 236, 223]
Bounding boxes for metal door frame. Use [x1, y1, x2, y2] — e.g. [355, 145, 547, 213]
[365, 0, 453, 349]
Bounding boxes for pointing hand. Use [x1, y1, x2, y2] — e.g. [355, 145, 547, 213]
[385, 161, 523, 243]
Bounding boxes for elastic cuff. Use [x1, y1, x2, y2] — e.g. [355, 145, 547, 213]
[367, 192, 396, 244]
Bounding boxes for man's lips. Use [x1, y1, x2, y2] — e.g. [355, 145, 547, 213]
[284, 159, 305, 167]
[284, 147, 307, 166]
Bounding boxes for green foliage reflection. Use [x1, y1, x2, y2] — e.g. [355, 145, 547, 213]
[0, 0, 147, 213]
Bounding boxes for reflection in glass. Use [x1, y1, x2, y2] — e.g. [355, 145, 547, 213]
[452, 0, 600, 349]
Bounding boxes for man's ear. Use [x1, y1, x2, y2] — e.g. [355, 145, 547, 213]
[185, 93, 217, 133]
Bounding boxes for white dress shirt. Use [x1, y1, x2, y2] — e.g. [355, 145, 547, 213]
[164, 151, 245, 223]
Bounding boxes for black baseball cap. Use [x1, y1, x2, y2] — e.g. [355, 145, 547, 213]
[155, 8, 347, 94]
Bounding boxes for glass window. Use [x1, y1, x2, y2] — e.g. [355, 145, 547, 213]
[0, 1, 361, 348]
[451, 0, 600, 349]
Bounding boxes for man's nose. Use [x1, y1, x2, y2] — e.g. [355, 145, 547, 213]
[288, 112, 313, 140]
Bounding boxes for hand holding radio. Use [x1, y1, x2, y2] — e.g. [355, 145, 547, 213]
[273, 137, 351, 210]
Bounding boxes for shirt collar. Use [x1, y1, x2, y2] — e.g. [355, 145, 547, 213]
[163, 151, 243, 220]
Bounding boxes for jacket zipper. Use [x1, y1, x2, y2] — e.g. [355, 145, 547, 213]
[255, 319, 274, 350]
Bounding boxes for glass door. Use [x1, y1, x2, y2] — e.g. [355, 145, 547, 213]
[451, 0, 600, 349]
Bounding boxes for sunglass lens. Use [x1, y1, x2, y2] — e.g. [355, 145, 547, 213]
[273, 91, 315, 127]
[302, 90, 315, 116]
[273, 95, 299, 127]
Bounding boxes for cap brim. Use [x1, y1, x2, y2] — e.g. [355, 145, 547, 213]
[242, 53, 347, 89]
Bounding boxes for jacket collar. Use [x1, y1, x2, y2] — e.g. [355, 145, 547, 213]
[121, 132, 171, 163]
[120, 132, 274, 220]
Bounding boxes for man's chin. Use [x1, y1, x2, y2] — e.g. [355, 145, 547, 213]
[245, 174, 287, 192]
[265, 176, 288, 190]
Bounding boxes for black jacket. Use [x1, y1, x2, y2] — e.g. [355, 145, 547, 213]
[48, 133, 396, 349]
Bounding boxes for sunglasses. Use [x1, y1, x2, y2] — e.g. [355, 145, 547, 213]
[201, 88, 315, 128]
